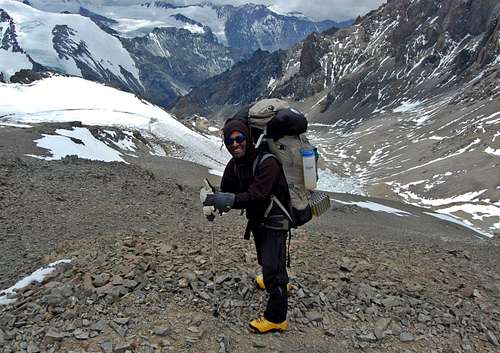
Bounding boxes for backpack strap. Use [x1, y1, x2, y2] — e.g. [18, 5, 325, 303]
[253, 153, 294, 224]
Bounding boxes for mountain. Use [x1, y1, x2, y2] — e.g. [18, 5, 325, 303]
[0, 0, 143, 93]
[173, 0, 500, 119]
[121, 27, 242, 107]
[21, 0, 339, 54]
[2, 0, 344, 106]
[0, 0, 243, 106]
[171, 0, 500, 236]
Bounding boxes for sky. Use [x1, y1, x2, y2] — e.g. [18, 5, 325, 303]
[102, 0, 387, 22]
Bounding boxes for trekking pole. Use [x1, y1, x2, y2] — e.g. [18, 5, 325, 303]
[210, 223, 219, 317]
[202, 178, 219, 317]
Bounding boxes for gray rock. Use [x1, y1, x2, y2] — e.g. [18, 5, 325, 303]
[90, 320, 107, 332]
[356, 283, 377, 303]
[178, 278, 189, 288]
[357, 332, 377, 343]
[388, 320, 402, 336]
[486, 330, 499, 347]
[440, 313, 456, 325]
[73, 328, 89, 340]
[153, 325, 172, 337]
[109, 285, 129, 298]
[59, 284, 74, 297]
[296, 288, 306, 298]
[111, 275, 125, 286]
[114, 342, 132, 353]
[0, 313, 15, 328]
[374, 318, 391, 340]
[324, 329, 336, 337]
[113, 317, 130, 325]
[45, 328, 65, 342]
[215, 274, 231, 284]
[181, 271, 197, 283]
[400, 332, 415, 342]
[93, 273, 111, 287]
[99, 341, 113, 353]
[27, 343, 40, 353]
[158, 244, 173, 255]
[0, 328, 5, 345]
[109, 321, 127, 337]
[417, 313, 431, 323]
[42, 294, 64, 306]
[123, 279, 138, 289]
[305, 311, 323, 322]
[339, 257, 354, 272]
[252, 339, 266, 348]
[380, 296, 404, 308]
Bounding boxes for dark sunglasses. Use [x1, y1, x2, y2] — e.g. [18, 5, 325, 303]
[225, 134, 246, 145]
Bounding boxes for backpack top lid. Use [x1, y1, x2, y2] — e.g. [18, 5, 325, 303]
[248, 98, 290, 123]
[248, 98, 307, 140]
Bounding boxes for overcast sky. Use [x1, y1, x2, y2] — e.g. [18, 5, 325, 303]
[103, 1, 387, 22]
[208, 0, 387, 21]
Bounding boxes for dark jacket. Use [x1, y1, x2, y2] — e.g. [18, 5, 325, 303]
[220, 149, 290, 228]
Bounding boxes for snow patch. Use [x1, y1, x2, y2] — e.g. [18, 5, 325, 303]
[424, 212, 493, 239]
[334, 199, 414, 217]
[28, 127, 128, 163]
[393, 100, 423, 113]
[0, 259, 72, 305]
[485, 147, 500, 157]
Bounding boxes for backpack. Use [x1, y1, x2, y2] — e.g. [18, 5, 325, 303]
[233, 98, 331, 227]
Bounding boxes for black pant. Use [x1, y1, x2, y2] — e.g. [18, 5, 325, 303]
[253, 226, 288, 323]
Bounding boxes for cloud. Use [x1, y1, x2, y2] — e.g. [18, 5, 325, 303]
[103, 0, 386, 21]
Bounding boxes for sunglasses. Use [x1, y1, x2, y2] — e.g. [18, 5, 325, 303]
[225, 134, 246, 145]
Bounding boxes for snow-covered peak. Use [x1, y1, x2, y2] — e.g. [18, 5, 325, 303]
[0, 0, 140, 84]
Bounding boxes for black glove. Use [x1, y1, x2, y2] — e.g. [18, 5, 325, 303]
[203, 192, 235, 213]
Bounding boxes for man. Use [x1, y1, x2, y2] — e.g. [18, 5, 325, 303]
[203, 118, 291, 334]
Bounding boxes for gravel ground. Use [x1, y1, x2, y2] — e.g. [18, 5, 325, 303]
[1, 124, 499, 353]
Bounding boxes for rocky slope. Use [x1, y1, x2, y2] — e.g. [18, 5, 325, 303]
[1, 123, 499, 353]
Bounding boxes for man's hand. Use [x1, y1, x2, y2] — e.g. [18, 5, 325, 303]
[203, 192, 235, 213]
[200, 180, 216, 221]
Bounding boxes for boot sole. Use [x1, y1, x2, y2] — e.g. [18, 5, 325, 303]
[248, 324, 287, 334]
[255, 283, 291, 292]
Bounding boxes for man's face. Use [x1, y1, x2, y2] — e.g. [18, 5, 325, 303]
[226, 130, 247, 159]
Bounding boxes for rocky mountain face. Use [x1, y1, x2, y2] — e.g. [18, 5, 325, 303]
[174, 0, 500, 120]
[172, 0, 500, 236]
[121, 27, 242, 107]
[171, 49, 287, 120]
[211, 3, 337, 54]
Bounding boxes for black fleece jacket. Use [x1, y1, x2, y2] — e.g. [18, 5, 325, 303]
[220, 150, 290, 224]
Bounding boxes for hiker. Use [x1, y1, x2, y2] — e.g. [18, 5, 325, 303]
[203, 118, 291, 334]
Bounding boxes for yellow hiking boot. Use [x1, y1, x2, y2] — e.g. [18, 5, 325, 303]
[255, 274, 266, 289]
[249, 317, 288, 334]
[255, 275, 291, 292]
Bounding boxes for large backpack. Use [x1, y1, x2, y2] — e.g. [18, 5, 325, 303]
[233, 98, 330, 227]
